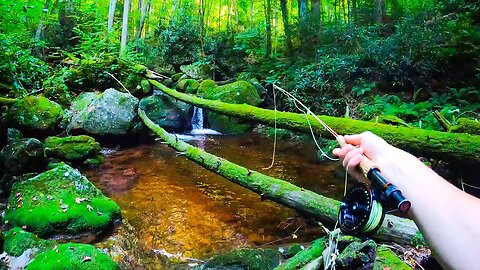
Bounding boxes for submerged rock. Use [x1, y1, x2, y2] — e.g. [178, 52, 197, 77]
[67, 89, 139, 136]
[204, 248, 280, 270]
[3, 96, 63, 136]
[198, 80, 262, 134]
[4, 163, 121, 238]
[0, 138, 47, 177]
[139, 94, 190, 132]
[44, 135, 101, 163]
[3, 228, 119, 270]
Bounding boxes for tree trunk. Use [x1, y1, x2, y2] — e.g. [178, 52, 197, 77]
[108, 0, 117, 33]
[147, 79, 480, 164]
[35, 0, 52, 42]
[120, 0, 131, 54]
[58, 0, 76, 46]
[265, 0, 272, 58]
[250, 1, 255, 26]
[280, 0, 294, 60]
[139, 107, 426, 246]
[199, 0, 206, 55]
[298, 0, 308, 23]
[135, 0, 151, 40]
[311, 0, 321, 23]
[374, 0, 385, 24]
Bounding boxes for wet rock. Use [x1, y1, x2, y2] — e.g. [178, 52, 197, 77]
[4, 163, 121, 238]
[336, 240, 377, 270]
[0, 138, 47, 177]
[44, 135, 101, 163]
[176, 79, 200, 94]
[198, 80, 262, 134]
[180, 64, 212, 80]
[3, 228, 119, 270]
[204, 248, 280, 270]
[67, 88, 139, 136]
[6, 128, 23, 143]
[139, 94, 190, 132]
[373, 246, 411, 270]
[3, 96, 63, 136]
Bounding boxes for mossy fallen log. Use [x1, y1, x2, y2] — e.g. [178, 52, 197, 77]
[149, 80, 480, 164]
[139, 109, 425, 246]
[0, 96, 17, 105]
[274, 238, 326, 270]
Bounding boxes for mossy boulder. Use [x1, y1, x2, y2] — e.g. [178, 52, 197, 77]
[176, 79, 200, 94]
[373, 246, 411, 270]
[139, 94, 191, 132]
[26, 243, 119, 270]
[4, 164, 121, 238]
[171, 73, 184, 82]
[0, 138, 47, 177]
[44, 135, 101, 162]
[4, 228, 55, 257]
[198, 80, 262, 134]
[449, 118, 480, 135]
[67, 89, 139, 136]
[204, 248, 280, 270]
[180, 64, 212, 80]
[3, 228, 118, 270]
[3, 96, 63, 135]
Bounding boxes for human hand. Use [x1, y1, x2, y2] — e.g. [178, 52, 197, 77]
[332, 131, 394, 182]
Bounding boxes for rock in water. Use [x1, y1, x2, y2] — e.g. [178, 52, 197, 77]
[67, 89, 139, 136]
[3, 228, 119, 270]
[198, 80, 262, 134]
[0, 138, 46, 176]
[44, 135, 101, 163]
[4, 164, 121, 238]
[204, 248, 280, 270]
[139, 94, 190, 132]
[3, 96, 63, 136]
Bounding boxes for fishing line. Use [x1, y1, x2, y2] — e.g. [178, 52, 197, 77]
[263, 85, 278, 170]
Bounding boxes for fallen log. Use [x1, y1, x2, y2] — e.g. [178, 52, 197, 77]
[0, 97, 17, 105]
[139, 109, 425, 246]
[148, 80, 480, 164]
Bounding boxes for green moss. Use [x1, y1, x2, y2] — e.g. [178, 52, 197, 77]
[4, 96, 63, 133]
[176, 79, 199, 94]
[372, 115, 410, 127]
[274, 238, 326, 270]
[3, 228, 55, 257]
[449, 118, 480, 135]
[171, 73, 184, 82]
[26, 243, 119, 270]
[4, 164, 121, 237]
[197, 79, 218, 95]
[205, 248, 279, 270]
[373, 246, 411, 270]
[83, 156, 104, 167]
[44, 136, 101, 162]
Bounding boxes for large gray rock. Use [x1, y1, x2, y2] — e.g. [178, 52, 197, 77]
[139, 94, 191, 132]
[67, 89, 139, 136]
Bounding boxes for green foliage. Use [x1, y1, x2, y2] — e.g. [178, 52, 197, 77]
[157, 12, 201, 68]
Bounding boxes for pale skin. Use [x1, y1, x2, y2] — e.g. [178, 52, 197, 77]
[332, 131, 480, 270]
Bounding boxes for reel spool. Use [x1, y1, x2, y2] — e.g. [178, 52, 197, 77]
[338, 183, 385, 235]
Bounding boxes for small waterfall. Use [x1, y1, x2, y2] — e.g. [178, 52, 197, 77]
[191, 107, 204, 130]
[190, 106, 222, 135]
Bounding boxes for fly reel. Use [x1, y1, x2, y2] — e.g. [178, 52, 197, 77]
[338, 183, 385, 235]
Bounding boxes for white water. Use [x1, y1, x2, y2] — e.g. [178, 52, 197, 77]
[190, 107, 222, 136]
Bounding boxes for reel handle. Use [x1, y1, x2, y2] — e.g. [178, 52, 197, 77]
[336, 136, 411, 213]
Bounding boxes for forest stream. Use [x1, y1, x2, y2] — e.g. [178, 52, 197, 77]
[84, 133, 344, 269]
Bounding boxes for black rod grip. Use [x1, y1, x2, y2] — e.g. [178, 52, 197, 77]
[367, 168, 411, 213]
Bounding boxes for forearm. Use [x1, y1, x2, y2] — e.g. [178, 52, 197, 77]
[378, 147, 480, 270]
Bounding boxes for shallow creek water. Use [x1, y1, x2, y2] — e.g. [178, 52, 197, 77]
[84, 133, 346, 269]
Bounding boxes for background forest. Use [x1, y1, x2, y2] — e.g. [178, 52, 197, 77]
[0, 0, 479, 129]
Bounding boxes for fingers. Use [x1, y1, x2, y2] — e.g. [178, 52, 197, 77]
[343, 147, 364, 169]
[344, 134, 363, 146]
